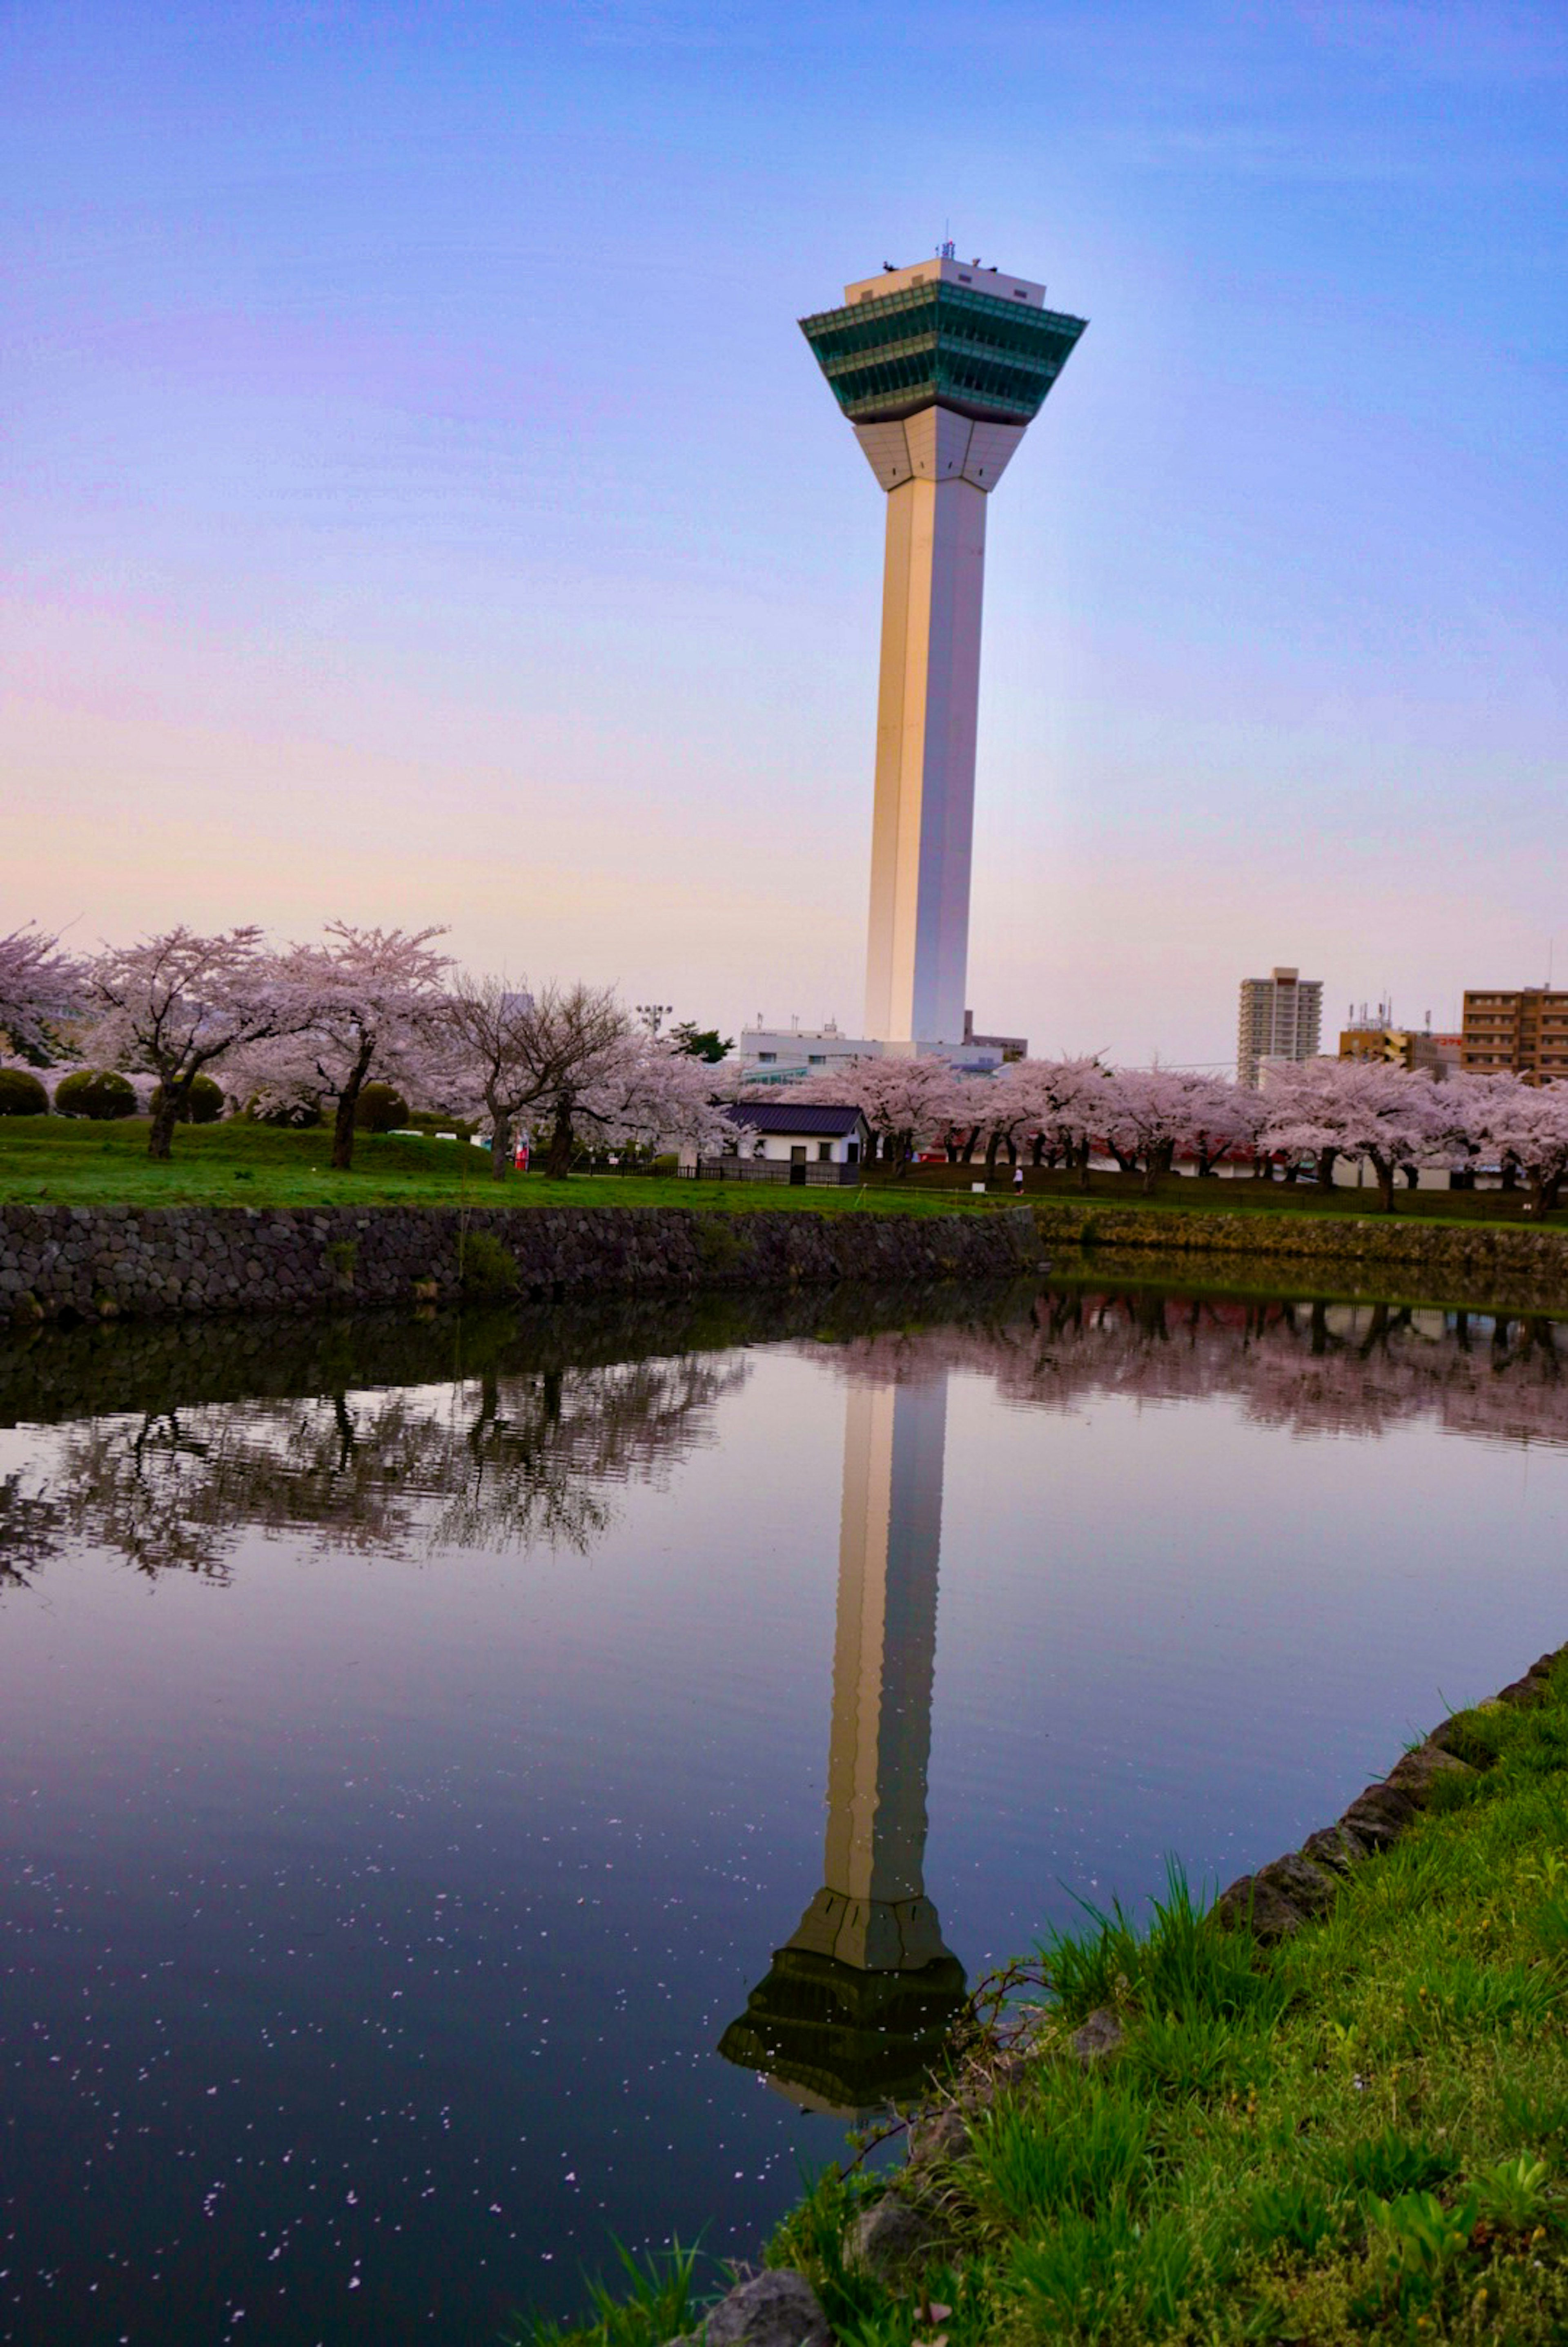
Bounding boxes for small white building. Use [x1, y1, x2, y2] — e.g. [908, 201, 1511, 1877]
[721, 1101, 869, 1167]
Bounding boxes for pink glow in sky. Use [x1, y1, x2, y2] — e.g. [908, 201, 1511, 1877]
[5, 2, 1565, 1065]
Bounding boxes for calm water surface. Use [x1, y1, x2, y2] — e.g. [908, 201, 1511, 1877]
[2, 1281, 1566, 2344]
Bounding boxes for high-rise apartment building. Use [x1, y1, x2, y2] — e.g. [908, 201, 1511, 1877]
[1237, 966, 1323, 1089]
[1461, 990, 1568, 1083]
[798, 248, 1086, 1049]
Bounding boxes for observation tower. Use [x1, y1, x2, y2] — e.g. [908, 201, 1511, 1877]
[800, 248, 1086, 1050]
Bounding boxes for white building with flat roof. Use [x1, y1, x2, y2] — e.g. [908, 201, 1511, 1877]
[737, 1013, 1020, 1084]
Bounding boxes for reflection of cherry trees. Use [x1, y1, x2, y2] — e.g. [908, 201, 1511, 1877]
[11, 1352, 748, 1585]
[0, 1470, 65, 1586]
[814, 1285, 1568, 1450]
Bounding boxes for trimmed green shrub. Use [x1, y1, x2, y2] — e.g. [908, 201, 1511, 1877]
[149, 1074, 225, 1125]
[0, 1069, 49, 1116]
[54, 1069, 138, 1121]
[459, 1229, 519, 1299]
[354, 1082, 410, 1133]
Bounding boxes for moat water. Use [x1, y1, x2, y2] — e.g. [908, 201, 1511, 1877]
[2, 1278, 1566, 2344]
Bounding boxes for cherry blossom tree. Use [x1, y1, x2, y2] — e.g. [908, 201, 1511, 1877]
[797, 1055, 964, 1174]
[84, 927, 305, 1161]
[1009, 1056, 1114, 1187]
[247, 924, 453, 1171]
[1459, 1072, 1568, 1214]
[488, 984, 731, 1177]
[606, 1041, 734, 1162]
[964, 1064, 1038, 1177]
[1102, 1066, 1258, 1192]
[441, 973, 538, 1181]
[0, 925, 83, 1063]
[492, 982, 633, 1178]
[1259, 1057, 1450, 1213]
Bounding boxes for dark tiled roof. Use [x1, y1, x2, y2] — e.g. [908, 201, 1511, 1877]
[723, 1102, 865, 1137]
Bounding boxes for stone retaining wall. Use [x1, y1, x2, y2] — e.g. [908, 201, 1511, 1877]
[0, 1202, 1043, 1325]
[1033, 1201, 1568, 1314]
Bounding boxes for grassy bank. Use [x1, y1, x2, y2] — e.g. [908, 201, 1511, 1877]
[918, 1164, 1568, 1234]
[3, 1124, 1564, 1236]
[0, 1120, 1000, 1215]
[540, 1657, 1568, 2346]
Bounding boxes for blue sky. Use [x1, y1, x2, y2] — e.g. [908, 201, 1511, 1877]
[4, 0, 1564, 1062]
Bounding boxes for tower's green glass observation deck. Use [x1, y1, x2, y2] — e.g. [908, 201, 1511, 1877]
[800, 278, 1087, 426]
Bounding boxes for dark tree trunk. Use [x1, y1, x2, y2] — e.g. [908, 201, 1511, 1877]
[1370, 1154, 1397, 1214]
[1501, 1154, 1520, 1193]
[331, 1042, 377, 1173]
[1075, 1139, 1091, 1193]
[1031, 1133, 1045, 1167]
[1529, 1169, 1561, 1214]
[984, 1127, 1003, 1178]
[1316, 1145, 1338, 1191]
[545, 1107, 575, 1180]
[146, 1081, 183, 1161]
[963, 1126, 982, 1163]
[488, 1100, 511, 1181]
[331, 1092, 356, 1172]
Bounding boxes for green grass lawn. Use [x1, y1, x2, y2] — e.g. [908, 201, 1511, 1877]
[4, 1122, 1561, 1236]
[914, 1165, 1568, 1233]
[536, 1660, 1568, 2346]
[0, 1118, 1004, 1215]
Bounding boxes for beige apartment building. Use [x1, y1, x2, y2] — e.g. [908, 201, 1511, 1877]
[1461, 989, 1568, 1083]
[1238, 967, 1323, 1089]
[1339, 1024, 1444, 1073]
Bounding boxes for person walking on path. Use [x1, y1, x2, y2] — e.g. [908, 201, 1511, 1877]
[1013, 1162, 1025, 1196]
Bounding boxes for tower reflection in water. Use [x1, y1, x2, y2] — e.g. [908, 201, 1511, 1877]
[720, 1371, 968, 2118]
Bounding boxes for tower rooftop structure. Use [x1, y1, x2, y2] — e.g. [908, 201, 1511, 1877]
[802, 255, 1083, 430]
[800, 250, 1086, 1050]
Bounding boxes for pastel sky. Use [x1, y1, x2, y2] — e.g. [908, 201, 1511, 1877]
[4, 0, 1564, 1066]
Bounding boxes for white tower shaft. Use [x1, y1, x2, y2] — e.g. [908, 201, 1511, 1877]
[866, 475, 987, 1048]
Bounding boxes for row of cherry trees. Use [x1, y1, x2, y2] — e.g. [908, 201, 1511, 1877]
[795, 1050, 1568, 1214]
[9, 919, 1568, 1206]
[0, 922, 732, 1173]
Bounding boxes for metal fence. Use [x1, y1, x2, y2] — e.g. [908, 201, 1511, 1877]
[677, 1158, 862, 1188]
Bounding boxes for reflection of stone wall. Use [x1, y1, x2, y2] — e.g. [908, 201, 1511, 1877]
[0, 1203, 1042, 1325]
[1034, 1204, 1568, 1316]
[0, 1284, 1031, 1429]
